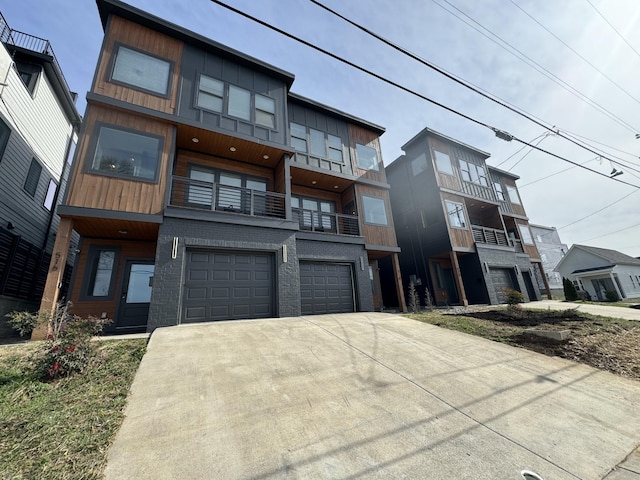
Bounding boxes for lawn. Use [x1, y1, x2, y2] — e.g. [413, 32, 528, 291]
[408, 307, 640, 381]
[0, 339, 146, 480]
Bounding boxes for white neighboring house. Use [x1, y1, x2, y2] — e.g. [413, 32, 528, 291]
[530, 224, 568, 291]
[555, 245, 640, 301]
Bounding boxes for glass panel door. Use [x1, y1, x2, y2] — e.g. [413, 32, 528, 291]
[218, 173, 242, 211]
[189, 168, 215, 206]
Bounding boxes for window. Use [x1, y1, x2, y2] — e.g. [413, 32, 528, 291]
[66, 139, 77, 165]
[445, 200, 467, 229]
[292, 196, 336, 230]
[228, 85, 251, 121]
[84, 247, 119, 298]
[196, 75, 224, 112]
[111, 45, 171, 96]
[494, 182, 505, 201]
[518, 224, 534, 245]
[24, 158, 42, 197]
[290, 123, 344, 164]
[459, 160, 488, 186]
[14, 61, 40, 94]
[434, 150, 453, 175]
[506, 185, 521, 205]
[356, 144, 379, 171]
[90, 125, 163, 181]
[188, 166, 267, 213]
[362, 195, 388, 225]
[43, 179, 57, 211]
[255, 94, 276, 128]
[0, 117, 10, 161]
[411, 153, 428, 176]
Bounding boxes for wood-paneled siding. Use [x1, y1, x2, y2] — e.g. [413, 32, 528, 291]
[428, 137, 462, 191]
[69, 238, 156, 320]
[356, 185, 398, 248]
[441, 192, 474, 250]
[93, 16, 183, 114]
[66, 105, 173, 214]
[501, 177, 527, 217]
[349, 124, 386, 183]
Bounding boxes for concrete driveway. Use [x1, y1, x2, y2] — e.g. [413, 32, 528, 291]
[104, 313, 640, 479]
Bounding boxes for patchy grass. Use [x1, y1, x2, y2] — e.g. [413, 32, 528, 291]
[0, 339, 146, 480]
[409, 308, 640, 381]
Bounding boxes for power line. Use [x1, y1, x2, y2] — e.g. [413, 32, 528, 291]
[209, 0, 640, 190]
[508, 0, 640, 107]
[556, 188, 639, 230]
[305, 0, 640, 183]
[430, 0, 640, 134]
[585, 0, 640, 61]
[518, 157, 597, 188]
[507, 133, 554, 172]
[578, 221, 640, 243]
[493, 133, 546, 168]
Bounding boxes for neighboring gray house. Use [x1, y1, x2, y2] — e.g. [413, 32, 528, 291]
[0, 11, 81, 334]
[530, 224, 568, 293]
[555, 244, 640, 301]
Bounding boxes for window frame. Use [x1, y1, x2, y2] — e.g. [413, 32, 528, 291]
[411, 153, 428, 176]
[361, 195, 388, 226]
[109, 43, 173, 98]
[292, 194, 337, 231]
[195, 74, 224, 113]
[518, 224, 534, 245]
[24, 158, 42, 197]
[86, 122, 164, 183]
[445, 200, 468, 229]
[289, 122, 345, 165]
[459, 159, 488, 186]
[356, 143, 380, 172]
[506, 185, 522, 205]
[43, 179, 57, 211]
[14, 60, 41, 96]
[80, 246, 121, 300]
[433, 149, 454, 176]
[0, 116, 10, 161]
[494, 182, 505, 201]
[254, 93, 276, 129]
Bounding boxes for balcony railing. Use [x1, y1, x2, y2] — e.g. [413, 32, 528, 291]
[472, 225, 511, 247]
[461, 180, 496, 202]
[293, 208, 360, 236]
[170, 176, 286, 219]
[512, 239, 524, 253]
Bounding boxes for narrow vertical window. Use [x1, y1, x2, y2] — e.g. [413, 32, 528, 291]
[445, 200, 467, 229]
[228, 85, 251, 121]
[24, 158, 42, 197]
[0, 117, 10, 161]
[290, 123, 307, 152]
[197, 75, 224, 112]
[43, 179, 57, 211]
[255, 94, 276, 128]
[85, 248, 119, 298]
[434, 150, 453, 175]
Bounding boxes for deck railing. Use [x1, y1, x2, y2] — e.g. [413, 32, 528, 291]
[170, 176, 286, 219]
[472, 225, 510, 247]
[292, 208, 360, 236]
[461, 181, 496, 201]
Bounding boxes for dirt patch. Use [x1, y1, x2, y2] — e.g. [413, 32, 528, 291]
[414, 308, 640, 381]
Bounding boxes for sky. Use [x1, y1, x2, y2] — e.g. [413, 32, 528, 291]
[3, 0, 639, 257]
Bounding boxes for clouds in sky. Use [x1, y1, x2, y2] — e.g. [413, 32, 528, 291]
[3, 0, 639, 255]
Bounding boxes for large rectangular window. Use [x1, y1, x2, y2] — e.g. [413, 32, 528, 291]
[111, 45, 171, 96]
[356, 144, 379, 171]
[290, 123, 344, 165]
[0, 117, 10, 161]
[434, 150, 453, 175]
[459, 159, 488, 186]
[24, 158, 42, 197]
[84, 247, 119, 298]
[506, 185, 522, 205]
[362, 195, 388, 225]
[445, 200, 467, 229]
[90, 125, 163, 182]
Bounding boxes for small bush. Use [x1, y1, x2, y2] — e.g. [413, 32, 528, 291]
[6, 310, 45, 337]
[563, 278, 578, 301]
[408, 282, 421, 314]
[605, 290, 620, 302]
[503, 288, 524, 312]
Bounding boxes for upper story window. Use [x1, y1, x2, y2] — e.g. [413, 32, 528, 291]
[411, 153, 428, 176]
[356, 143, 379, 171]
[89, 124, 163, 182]
[111, 45, 172, 97]
[14, 61, 40, 95]
[66, 139, 77, 166]
[43, 179, 57, 211]
[445, 200, 467, 229]
[0, 117, 10, 162]
[518, 224, 534, 245]
[459, 159, 488, 186]
[290, 123, 344, 164]
[196, 74, 278, 129]
[24, 158, 42, 197]
[494, 182, 505, 201]
[506, 185, 521, 205]
[362, 195, 388, 225]
[433, 150, 453, 175]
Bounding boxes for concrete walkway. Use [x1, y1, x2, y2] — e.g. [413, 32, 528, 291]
[525, 300, 640, 321]
[104, 313, 640, 479]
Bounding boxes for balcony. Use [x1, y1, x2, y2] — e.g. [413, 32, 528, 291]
[293, 208, 360, 236]
[461, 180, 496, 202]
[472, 225, 511, 247]
[170, 176, 286, 219]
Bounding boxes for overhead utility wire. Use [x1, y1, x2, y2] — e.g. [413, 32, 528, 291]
[508, 0, 640, 107]
[579, 221, 640, 243]
[494, 133, 546, 168]
[558, 128, 640, 161]
[507, 133, 554, 172]
[585, 0, 640, 61]
[430, 0, 639, 134]
[519, 158, 597, 188]
[555, 188, 639, 230]
[307, 0, 640, 181]
[208, 0, 640, 190]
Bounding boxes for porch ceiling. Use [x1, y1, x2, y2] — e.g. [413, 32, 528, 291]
[290, 163, 354, 193]
[70, 216, 159, 241]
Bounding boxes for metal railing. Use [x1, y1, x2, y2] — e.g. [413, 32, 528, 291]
[472, 225, 510, 247]
[293, 208, 360, 236]
[170, 176, 286, 219]
[0, 12, 72, 96]
[512, 239, 524, 253]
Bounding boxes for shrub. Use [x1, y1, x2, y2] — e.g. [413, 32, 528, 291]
[6, 310, 45, 337]
[503, 288, 524, 312]
[605, 290, 620, 302]
[408, 282, 421, 314]
[563, 278, 578, 301]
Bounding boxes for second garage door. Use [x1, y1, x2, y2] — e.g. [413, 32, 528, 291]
[183, 250, 274, 323]
[300, 262, 355, 315]
[489, 267, 516, 303]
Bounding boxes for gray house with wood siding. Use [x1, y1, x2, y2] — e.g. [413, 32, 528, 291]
[0, 11, 80, 334]
[383, 127, 551, 307]
[38, 0, 405, 335]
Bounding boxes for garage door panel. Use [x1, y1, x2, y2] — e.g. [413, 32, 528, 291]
[300, 261, 354, 315]
[490, 268, 516, 303]
[183, 250, 274, 323]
